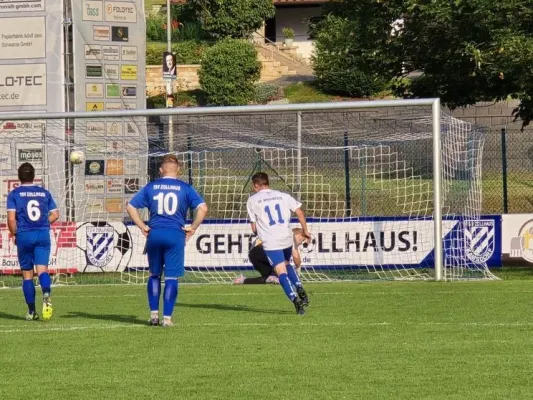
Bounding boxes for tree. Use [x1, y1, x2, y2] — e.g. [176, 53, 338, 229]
[188, 0, 275, 39]
[199, 38, 261, 106]
[314, 0, 533, 127]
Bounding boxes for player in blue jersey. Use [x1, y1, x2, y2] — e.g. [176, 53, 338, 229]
[7, 163, 59, 321]
[126, 155, 208, 327]
[246, 172, 311, 315]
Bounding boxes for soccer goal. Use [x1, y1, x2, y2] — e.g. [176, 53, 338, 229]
[0, 99, 498, 286]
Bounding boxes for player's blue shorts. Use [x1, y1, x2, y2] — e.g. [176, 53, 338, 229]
[16, 230, 51, 271]
[264, 246, 292, 268]
[146, 228, 186, 278]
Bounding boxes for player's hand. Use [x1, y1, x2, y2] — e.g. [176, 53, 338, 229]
[141, 225, 150, 238]
[182, 226, 196, 242]
[303, 230, 312, 243]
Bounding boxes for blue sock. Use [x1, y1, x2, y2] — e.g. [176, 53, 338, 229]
[38, 272, 52, 296]
[278, 273, 297, 301]
[163, 279, 178, 318]
[286, 265, 302, 288]
[22, 279, 36, 313]
[147, 275, 161, 312]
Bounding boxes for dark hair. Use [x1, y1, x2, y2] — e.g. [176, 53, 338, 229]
[161, 154, 180, 167]
[18, 162, 35, 184]
[252, 172, 269, 186]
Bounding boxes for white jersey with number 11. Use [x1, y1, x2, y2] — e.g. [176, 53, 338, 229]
[246, 189, 302, 250]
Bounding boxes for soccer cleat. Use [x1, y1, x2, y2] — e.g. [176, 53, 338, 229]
[297, 286, 309, 307]
[233, 274, 245, 285]
[42, 296, 53, 320]
[25, 312, 39, 321]
[161, 318, 174, 327]
[265, 275, 279, 284]
[293, 297, 305, 316]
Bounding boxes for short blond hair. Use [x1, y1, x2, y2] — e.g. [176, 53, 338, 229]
[161, 154, 180, 167]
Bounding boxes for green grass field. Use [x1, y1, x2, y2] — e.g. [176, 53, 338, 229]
[2, 276, 533, 399]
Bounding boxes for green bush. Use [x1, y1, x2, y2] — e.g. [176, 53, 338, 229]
[189, 0, 274, 39]
[312, 14, 389, 97]
[199, 39, 261, 106]
[146, 13, 207, 42]
[146, 41, 210, 65]
[254, 83, 282, 104]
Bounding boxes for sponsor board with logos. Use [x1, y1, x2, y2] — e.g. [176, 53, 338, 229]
[72, 0, 146, 222]
[85, 179, 105, 194]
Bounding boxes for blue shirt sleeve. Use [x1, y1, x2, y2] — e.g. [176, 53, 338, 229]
[6, 192, 15, 211]
[48, 192, 58, 211]
[129, 185, 149, 209]
[187, 186, 205, 210]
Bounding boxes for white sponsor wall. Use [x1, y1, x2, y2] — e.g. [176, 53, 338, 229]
[0, 0, 65, 223]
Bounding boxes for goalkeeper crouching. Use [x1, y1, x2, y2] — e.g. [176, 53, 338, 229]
[234, 228, 306, 285]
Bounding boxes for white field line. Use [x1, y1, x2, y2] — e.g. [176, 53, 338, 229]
[1, 321, 533, 334]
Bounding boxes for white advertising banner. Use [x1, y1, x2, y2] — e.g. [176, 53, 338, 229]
[502, 214, 533, 265]
[0, 0, 45, 14]
[0, 63, 46, 106]
[0, 16, 46, 59]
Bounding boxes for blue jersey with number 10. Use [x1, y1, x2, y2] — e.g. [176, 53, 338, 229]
[6, 184, 58, 232]
[128, 177, 205, 230]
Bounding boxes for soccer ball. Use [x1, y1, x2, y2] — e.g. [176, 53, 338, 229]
[299, 234, 317, 253]
[70, 150, 85, 165]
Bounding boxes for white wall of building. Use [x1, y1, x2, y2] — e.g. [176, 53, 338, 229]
[275, 6, 322, 60]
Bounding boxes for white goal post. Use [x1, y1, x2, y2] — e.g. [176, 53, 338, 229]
[0, 99, 498, 285]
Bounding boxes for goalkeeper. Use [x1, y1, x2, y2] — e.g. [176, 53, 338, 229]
[233, 228, 306, 285]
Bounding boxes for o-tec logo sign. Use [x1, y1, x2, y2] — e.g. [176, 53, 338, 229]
[18, 148, 43, 164]
[105, 1, 136, 23]
[0, 64, 46, 106]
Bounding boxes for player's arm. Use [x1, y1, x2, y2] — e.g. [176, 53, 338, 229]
[294, 208, 310, 239]
[183, 203, 208, 241]
[126, 204, 150, 236]
[247, 199, 257, 234]
[7, 211, 16, 237]
[48, 193, 59, 224]
[183, 187, 208, 241]
[6, 192, 16, 239]
[126, 187, 150, 236]
[48, 209, 59, 225]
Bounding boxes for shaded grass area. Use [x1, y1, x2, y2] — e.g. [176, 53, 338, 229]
[2, 282, 533, 399]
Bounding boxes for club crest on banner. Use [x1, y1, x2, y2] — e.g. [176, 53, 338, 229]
[464, 220, 495, 263]
[86, 226, 114, 267]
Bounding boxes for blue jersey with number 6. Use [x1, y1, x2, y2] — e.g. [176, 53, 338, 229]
[128, 177, 205, 230]
[6, 184, 57, 232]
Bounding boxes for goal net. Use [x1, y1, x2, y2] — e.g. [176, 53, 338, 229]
[0, 102, 498, 286]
